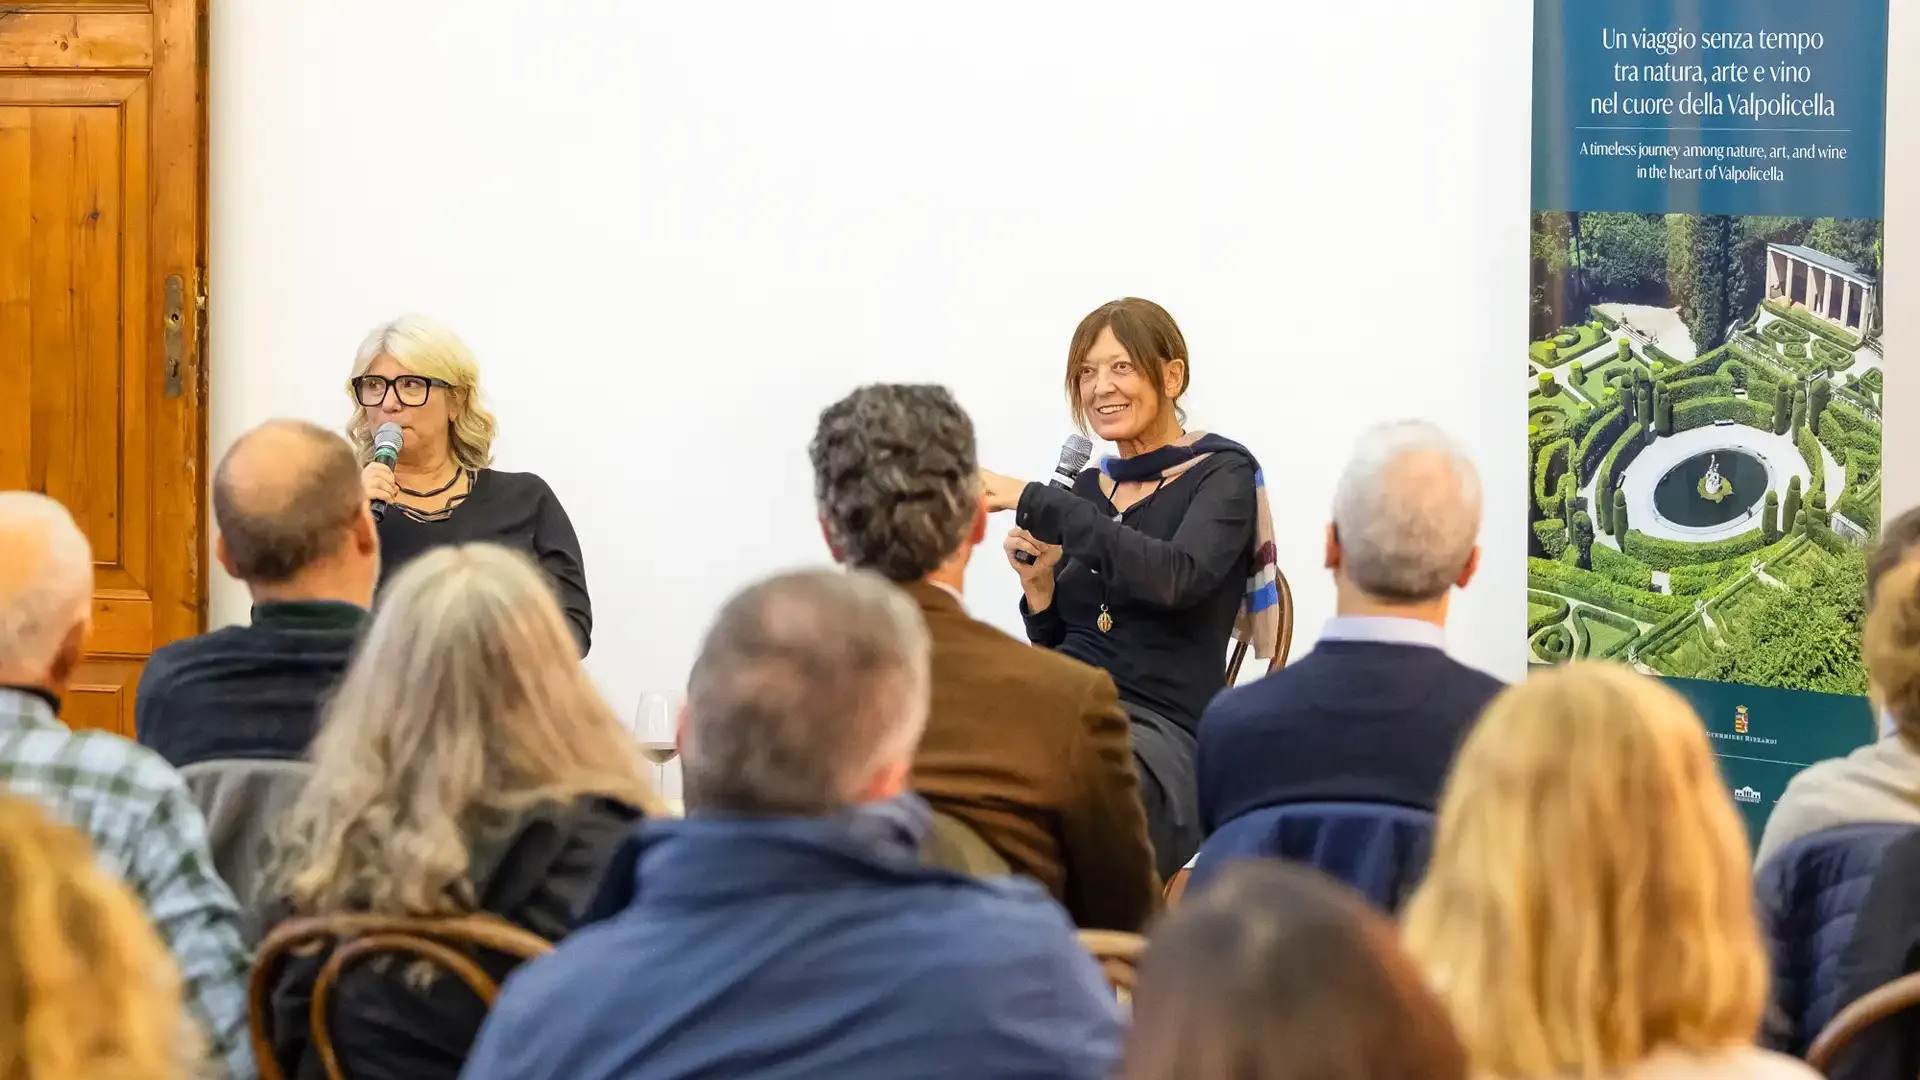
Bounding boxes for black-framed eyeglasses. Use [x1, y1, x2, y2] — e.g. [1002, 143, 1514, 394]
[351, 374, 451, 408]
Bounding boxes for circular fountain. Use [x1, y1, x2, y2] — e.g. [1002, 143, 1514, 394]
[1652, 450, 1767, 527]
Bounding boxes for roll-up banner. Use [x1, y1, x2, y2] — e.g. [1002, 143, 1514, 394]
[1528, 0, 1889, 842]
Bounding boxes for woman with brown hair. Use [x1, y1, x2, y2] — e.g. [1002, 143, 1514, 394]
[263, 542, 658, 1080]
[1403, 662, 1816, 1080]
[1122, 859, 1466, 1080]
[980, 297, 1278, 877]
[0, 793, 197, 1078]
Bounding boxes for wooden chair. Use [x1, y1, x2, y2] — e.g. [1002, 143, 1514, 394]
[249, 913, 554, 1080]
[1161, 866, 1191, 909]
[1225, 568, 1295, 683]
[1078, 929, 1146, 998]
[1807, 971, 1920, 1074]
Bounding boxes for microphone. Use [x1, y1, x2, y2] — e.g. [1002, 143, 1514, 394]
[1013, 434, 1093, 565]
[369, 422, 403, 522]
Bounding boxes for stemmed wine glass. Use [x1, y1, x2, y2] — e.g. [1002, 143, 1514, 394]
[635, 692, 679, 804]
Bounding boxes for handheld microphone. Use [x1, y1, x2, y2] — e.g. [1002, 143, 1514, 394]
[369, 422, 404, 522]
[1014, 434, 1094, 565]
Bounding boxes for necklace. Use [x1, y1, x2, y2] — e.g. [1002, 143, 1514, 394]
[1098, 476, 1168, 633]
[399, 467, 462, 499]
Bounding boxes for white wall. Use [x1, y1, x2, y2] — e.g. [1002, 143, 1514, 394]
[211, 0, 1536, 714]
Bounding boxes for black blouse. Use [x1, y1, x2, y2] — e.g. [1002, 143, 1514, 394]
[1017, 453, 1257, 735]
[374, 469, 592, 655]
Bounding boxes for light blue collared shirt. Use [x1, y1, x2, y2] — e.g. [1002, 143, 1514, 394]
[1318, 615, 1447, 651]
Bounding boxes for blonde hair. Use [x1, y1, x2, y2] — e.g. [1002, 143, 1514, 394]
[1867, 557, 1920, 746]
[277, 543, 656, 916]
[1401, 663, 1767, 1078]
[346, 315, 498, 470]
[0, 794, 197, 1078]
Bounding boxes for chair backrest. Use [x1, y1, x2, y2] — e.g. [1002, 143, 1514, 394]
[922, 809, 1012, 877]
[1755, 821, 1918, 1055]
[249, 912, 553, 1080]
[1190, 802, 1434, 912]
[1808, 971, 1920, 1073]
[1077, 929, 1145, 999]
[180, 758, 313, 943]
[1225, 567, 1295, 683]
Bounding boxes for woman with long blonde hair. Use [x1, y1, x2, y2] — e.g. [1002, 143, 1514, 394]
[0, 794, 196, 1078]
[347, 314, 594, 655]
[1402, 662, 1816, 1080]
[263, 542, 656, 1080]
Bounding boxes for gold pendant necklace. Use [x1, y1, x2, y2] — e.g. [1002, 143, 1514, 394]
[1098, 605, 1113, 633]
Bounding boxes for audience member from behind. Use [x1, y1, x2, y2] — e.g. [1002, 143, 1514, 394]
[1404, 663, 1817, 1080]
[811, 384, 1158, 929]
[1755, 507, 1920, 866]
[1122, 860, 1466, 1080]
[0, 493, 253, 1079]
[0, 794, 199, 1078]
[139, 419, 378, 768]
[1197, 420, 1499, 832]
[262, 544, 656, 1080]
[464, 570, 1123, 1080]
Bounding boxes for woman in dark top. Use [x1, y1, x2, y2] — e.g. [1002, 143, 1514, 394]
[982, 297, 1272, 877]
[262, 543, 658, 1080]
[350, 314, 593, 654]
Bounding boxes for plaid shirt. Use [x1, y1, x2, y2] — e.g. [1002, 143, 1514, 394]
[0, 688, 256, 1079]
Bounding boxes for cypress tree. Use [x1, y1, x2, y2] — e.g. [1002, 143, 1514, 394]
[1612, 487, 1628, 538]
[1617, 337, 1632, 363]
[1773, 381, 1793, 434]
[1790, 386, 1807, 432]
[1538, 371, 1555, 396]
[1571, 511, 1595, 571]
[1763, 489, 1780, 543]
[1783, 476, 1803, 537]
[1810, 380, 1832, 434]
[1635, 384, 1652, 428]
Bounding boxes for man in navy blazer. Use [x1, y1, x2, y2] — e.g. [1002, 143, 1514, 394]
[1197, 420, 1503, 833]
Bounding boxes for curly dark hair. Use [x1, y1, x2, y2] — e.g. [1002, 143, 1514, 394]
[810, 385, 979, 583]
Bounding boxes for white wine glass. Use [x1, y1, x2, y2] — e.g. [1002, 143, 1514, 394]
[635, 692, 679, 800]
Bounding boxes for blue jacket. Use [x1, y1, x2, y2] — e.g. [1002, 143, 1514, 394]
[461, 800, 1122, 1080]
[1190, 802, 1433, 912]
[1755, 821, 1915, 1055]
[1197, 640, 1501, 832]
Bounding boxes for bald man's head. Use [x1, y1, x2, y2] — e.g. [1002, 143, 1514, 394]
[0, 493, 93, 685]
[214, 420, 369, 586]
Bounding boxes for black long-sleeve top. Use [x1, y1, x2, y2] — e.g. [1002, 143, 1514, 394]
[1017, 453, 1257, 735]
[375, 469, 592, 655]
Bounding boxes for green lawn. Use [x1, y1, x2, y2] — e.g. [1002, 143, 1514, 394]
[1575, 609, 1636, 658]
[1530, 598, 1566, 626]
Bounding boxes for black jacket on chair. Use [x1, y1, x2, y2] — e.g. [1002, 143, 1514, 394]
[1826, 826, 1920, 1080]
[262, 797, 642, 1080]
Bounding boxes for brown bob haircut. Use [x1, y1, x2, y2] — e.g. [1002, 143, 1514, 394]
[1064, 297, 1190, 432]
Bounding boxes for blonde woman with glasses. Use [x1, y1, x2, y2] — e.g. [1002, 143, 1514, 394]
[1403, 663, 1816, 1080]
[0, 794, 198, 1078]
[349, 315, 593, 655]
[262, 543, 657, 1080]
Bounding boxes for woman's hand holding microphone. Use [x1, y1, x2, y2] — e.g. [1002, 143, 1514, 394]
[982, 468, 1061, 611]
[362, 461, 399, 508]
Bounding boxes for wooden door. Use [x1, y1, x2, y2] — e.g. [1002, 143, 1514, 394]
[0, 1, 207, 736]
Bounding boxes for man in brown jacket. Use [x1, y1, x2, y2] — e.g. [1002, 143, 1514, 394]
[810, 384, 1159, 930]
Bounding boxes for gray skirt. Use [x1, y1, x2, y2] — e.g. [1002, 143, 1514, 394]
[1123, 701, 1202, 881]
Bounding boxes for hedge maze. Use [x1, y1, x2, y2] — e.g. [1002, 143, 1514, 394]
[1525, 301, 1882, 686]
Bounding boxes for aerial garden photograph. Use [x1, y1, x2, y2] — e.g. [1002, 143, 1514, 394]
[1526, 212, 1884, 694]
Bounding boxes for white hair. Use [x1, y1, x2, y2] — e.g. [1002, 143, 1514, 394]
[1332, 421, 1483, 602]
[0, 493, 94, 675]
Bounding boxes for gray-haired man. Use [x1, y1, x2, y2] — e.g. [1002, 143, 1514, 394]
[1196, 420, 1503, 833]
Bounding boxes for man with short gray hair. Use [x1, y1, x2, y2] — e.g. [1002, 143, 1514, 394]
[809, 383, 1156, 931]
[465, 569, 1124, 1080]
[0, 493, 255, 1078]
[1197, 420, 1503, 831]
